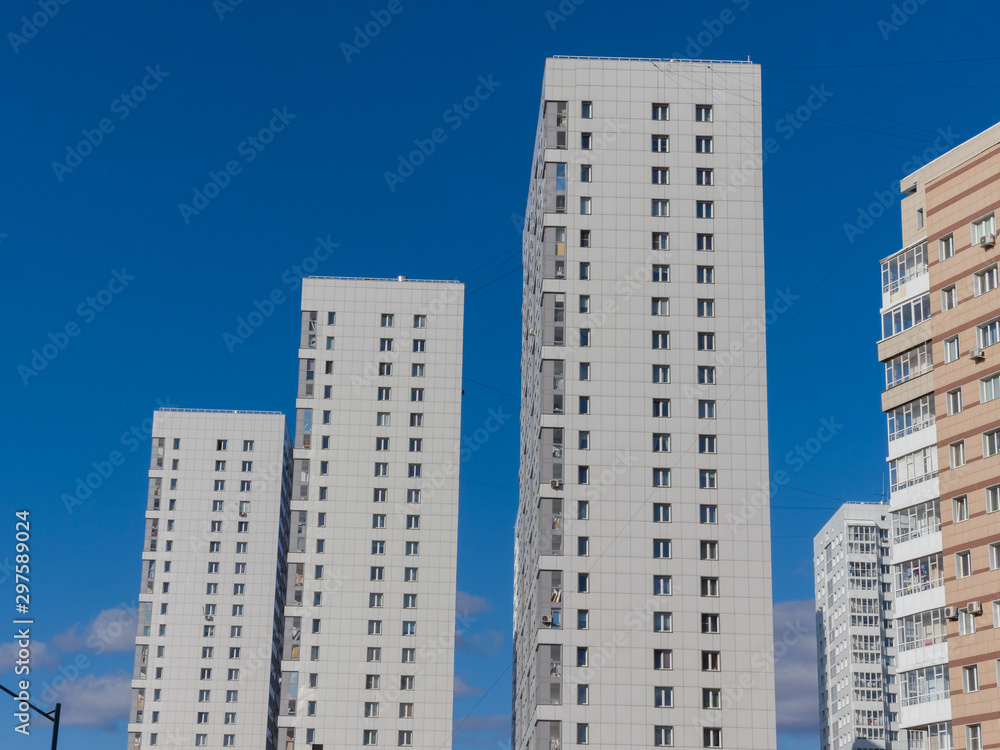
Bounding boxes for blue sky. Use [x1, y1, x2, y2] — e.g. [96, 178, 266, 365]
[1, 0, 998, 748]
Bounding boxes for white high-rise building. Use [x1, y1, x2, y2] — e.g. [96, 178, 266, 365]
[127, 408, 292, 750]
[814, 502, 898, 750]
[512, 57, 776, 750]
[277, 277, 464, 750]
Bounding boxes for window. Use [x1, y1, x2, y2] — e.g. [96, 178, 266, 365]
[406, 515, 419, 530]
[697, 299, 715, 317]
[963, 664, 980, 692]
[651, 298, 669, 316]
[217, 440, 227, 451]
[410, 388, 424, 402]
[577, 647, 588, 667]
[697, 332, 715, 351]
[379, 338, 393, 352]
[700, 505, 717, 524]
[653, 649, 672, 670]
[967, 724, 983, 750]
[653, 539, 671, 558]
[578, 537, 589, 556]
[399, 730, 413, 747]
[652, 232, 669, 250]
[580, 197, 592, 215]
[403, 593, 417, 609]
[653, 504, 671, 522]
[379, 362, 392, 376]
[207, 583, 218, 594]
[652, 135, 669, 152]
[377, 387, 391, 401]
[407, 489, 420, 503]
[699, 400, 716, 419]
[380, 313, 394, 327]
[401, 648, 415, 663]
[213, 480, 225, 492]
[652, 264, 669, 282]
[654, 726, 673, 747]
[652, 331, 669, 349]
[578, 396, 590, 415]
[366, 674, 380, 689]
[698, 435, 717, 454]
[701, 577, 719, 597]
[988, 485, 1000, 514]
[653, 575, 671, 595]
[576, 723, 589, 745]
[409, 438, 422, 452]
[579, 262, 590, 280]
[581, 164, 592, 182]
[695, 136, 713, 153]
[944, 335, 960, 363]
[956, 550, 973, 578]
[367, 647, 381, 663]
[701, 651, 721, 671]
[577, 684, 589, 705]
[704, 728, 722, 748]
[407, 464, 421, 478]
[578, 466, 589, 484]
[652, 365, 669, 383]
[371, 567, 384, 581]
[653, 399, 670, 417]
[579, 229, 591, 247]
[982, 372, 1000, 403]
[653, 612, 671, 633]
[653, 468, 670, 487]
[578, 573, 589, 592]
[403, 621, 417, 636]
[701, 614, 720, 634]
[579, 362, 591, 380]
[413, 339, 425, 352]
[413, 315, 426, 328]
[376, 437, 389, 451]
[917, 207, 925, 228]
[651, 198, 670, 217]
[942, 284, 957, 311]
[652, 167, 669, 185]
[696, 201, 713, 218]
[410, 413, 423, 427]
[578, 501, 589, 520]
[652, 433, 670, 452]
[696, 105, 713, 122]
[374, 463, 387, 477]
[577, 610, 589, 629]
[698, 233, 714, 251]
[696, 168, 714, 186]
[368, 620, 382, 635]
[196, 736, 207, 747]
[405, 541, 419, 556]
[652, 103, 669, 120]
[698, 366, 715, 384]
[701, 541, 719, 560]
[581, 132, 592, 150]
[364, 730, 378, 746]
[973, 212, 996, 243]
[882, 294, 931, 338]
[373, 488, 387, 503]
[939, 233, 955, 260]
[986, 428, 1000, 458]
[404, 567, 418, 582]
[976, 265, 999, 296]
[947, 388, 963, 415]
[950, 440, 966, 468]
[400, 675, 414, 690]
[699, 470, 717, 489]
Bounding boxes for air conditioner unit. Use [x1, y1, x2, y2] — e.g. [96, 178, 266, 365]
[944, 606, 959, 620]
[970, 348, 986, 361]
[549, 479, 562, 490]
[239, 511, 248, 517]
[541, 615, 553, 625]
[205, 615, 214, 622]
[981, 233, 996, 249]
[968, 601, 983, 615]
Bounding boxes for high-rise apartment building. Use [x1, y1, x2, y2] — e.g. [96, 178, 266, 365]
[880, 122, 1000, 750]
[127, 408, 292, 750]
[814, 502, 898, 749]
[512, 56, 776, 750]
[277, 277, 464, 750]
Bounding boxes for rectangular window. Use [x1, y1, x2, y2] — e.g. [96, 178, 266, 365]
[700, 541, 719, 560]
[698, 400, 716, 419]
[940, 233, 955, 260]
[701, 651, 721, 671]
[652, 135, 669, 152]
[954, 494, 969, 523]
[957, 550, 973, 578]
[704, 728, 722, 748]
[976, 265, 999, 296]
[652, 331, 670, 350]
[653, 612, 671, 633]
[653, 504, 671, 523]
[700, 505, 718, 524]
[697, 332, 715, 351]
[581, 133, 592, 150]
[652, 468, 671, 487]
[945, 335, 960, 363]
[580, 197, 592, 215]
[579, 262, 590, 280]
[577, 684, 589, 705]
[652, 232, 669, 250]
[695, 136, 713, 153]
[579, 362, 591, 380]
[652, 103, 669, 120]
[651, 298, 670, 316]
[653, 539, 671, 558]
[413, 339, 425, 352]
[701, 577, 719, 597]
[698, 435, 717, 454]
[698, 366, 715, 384]
[653, 649, 672, 670]
[578, 501, 589, 520]
[653, 399, 670, 417]
[652, 365, 669, 383]
[697, 299, 715, 317]
[653, 575, 671, 595]
[578, 610, 589, 629]
[652, 264, 669, 282]
[413, 314, 426, 328]
[942, 284, 957, 311]
[578, 573, 589, 592]
[696, 201, 713, 218]
[578, 466, 589, 484]
[380, 338, 393, 351]
[696, 105, 713, 122]
[947, 388, 963, 415]
[652, 199, 670, 217]
[654, 726, 673, 747]
[576, 724, 589, 745]
[699, 469, 717, 489]
[652, 167, 669, 185]
[578, 431, 590, 450]
[696, 168, 714, 186]
[987, 485, 1000, 514]
[652, 433, 670, 452]
[697, 233, 714, 251]
[950, 440, 966, 468]
[580, 164, 592, 182]
[967, 724, 983, 750]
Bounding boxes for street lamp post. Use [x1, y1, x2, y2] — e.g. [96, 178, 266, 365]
[1, 683, 60, 750]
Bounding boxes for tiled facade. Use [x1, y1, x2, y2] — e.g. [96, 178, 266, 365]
[276, 277, 464, 750]
[512, 56, 776, 750]
[814, 503, 898, 750]
[127, 409, 292, 750]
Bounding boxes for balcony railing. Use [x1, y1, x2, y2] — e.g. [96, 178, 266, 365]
[897, 632, 946, 652]
[893, 521, 941, 545]
[902, 688, 949, 707]
[895, 577, 943, 598]
[891, 470, 938, 494]
[884, 263, 929, 294]
[889, 416, 936, 442]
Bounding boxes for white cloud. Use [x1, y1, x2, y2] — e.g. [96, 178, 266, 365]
[773, 599, 819, 734]
[456, 591, 493, 617]
[454, 674, 486, 697]
[54, 672, 131, 729]
[51, 604, 138, 655]
[0, 639, 61, 673]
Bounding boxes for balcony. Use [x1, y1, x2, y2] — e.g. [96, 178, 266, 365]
[889, 416, 935, 442]
[902, 689, 949, 707]
[891, 470, 938, 494]
[894, 520, 940, 545]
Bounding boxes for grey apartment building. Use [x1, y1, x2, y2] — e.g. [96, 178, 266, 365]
[512, 56, 776, 750]
[276, 277, 465, 750]
[814, 502, 899, 750]
[127, 408, 292, 750]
